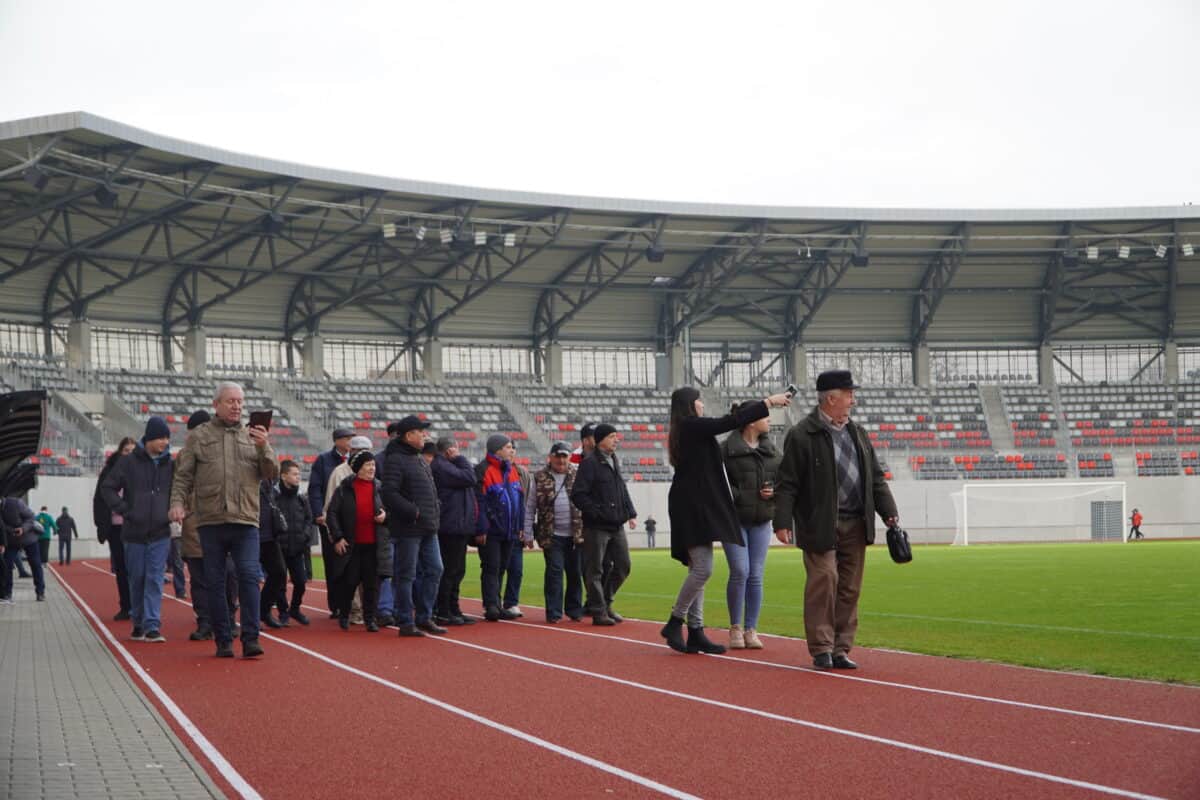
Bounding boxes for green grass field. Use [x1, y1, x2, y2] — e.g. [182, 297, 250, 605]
[314, 539, 1200, 684]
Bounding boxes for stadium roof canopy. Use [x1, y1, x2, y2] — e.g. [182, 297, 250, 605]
[1, 111, 1198, 355]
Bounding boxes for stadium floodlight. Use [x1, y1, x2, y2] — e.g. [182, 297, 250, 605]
[22, 167, 49, 191]
[439, 228, 454, 245]
[1155, 244, 1168, 258]
[503, 232, 516, 248]
[645, 245, 665, 263]
[474, 230, 487, 246]
[650, 276, 674, 286]
[1183, 243, 1195, 257]
[798, 241, 812, 259]
[381, 222, 397, 239]
[93, 184, 119, 209]
[1085, 245, 1099, 260]
[851, 240, 869, 268]
[261, 212, 285, 234]
[414, 224, 427, 241]
[1062, 247, 1079, 266]
[1117, 244, 1130, 259]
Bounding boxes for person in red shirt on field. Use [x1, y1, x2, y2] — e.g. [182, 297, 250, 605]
[1129, 508, 1144, 540]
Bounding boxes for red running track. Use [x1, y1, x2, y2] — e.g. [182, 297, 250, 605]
[55, 562, 1200, 799]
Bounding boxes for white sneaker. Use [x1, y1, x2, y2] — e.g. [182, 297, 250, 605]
[504, 605, 523, 618]
[743, 628, 764, 650]
[728, 625, 745, 649]
[0, 597, 14, 605]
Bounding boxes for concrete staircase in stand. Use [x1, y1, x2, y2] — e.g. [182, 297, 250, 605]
[978, 383, 1015, 451]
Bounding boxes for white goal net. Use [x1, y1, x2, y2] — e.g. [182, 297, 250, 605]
[951, 481, 1127, 545]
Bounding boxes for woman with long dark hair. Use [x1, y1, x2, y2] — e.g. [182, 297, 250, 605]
[661, 387, 791, 654]
[93, 437, 137, 620]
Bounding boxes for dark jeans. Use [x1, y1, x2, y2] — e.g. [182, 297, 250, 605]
[259, 539, 286, 620]
[478, 536, 515, 612]
[502, 542, 525, 609]
[167, 538, 186, 597]
[187, 556, 237, 630]
[200, 524, 261, 645]
[392, 535, 443, 626]
[543, 536, 583, 621]
[38, 539, 51, 566]
[436, 534, 469, 618]
[58, 536, 73, 564]
[320, 527, 341, 614]
[582, 527, 630, 616]
[107, 526, 131, 614]
[4, 542, 45, 597]
[337, 543, 378, 623]
[280, 551, 307, 614]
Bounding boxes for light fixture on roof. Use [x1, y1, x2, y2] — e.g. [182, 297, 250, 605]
[22, 167, 49, 191]
[1085, 245, 1099, 260]
[1117, 244, 1130, 259]
[798, 241, 812, 259]
[1183, 243, 1195, 257]
[645, 245, 665, 263]
[381, 222, 397, 239]
[439, 228, 454, 245]
[414, 224, 427, 241]
[474, 230, 487, 246]
[503, 232, 516, 248]
[850, 240, 869, 268]
[1062, 246, 1079, 266]
[1155, 244, 1168, 258]
[261, 212, 285, 234]
[93, 183, 119, 209]
[650, 276, 674, 286]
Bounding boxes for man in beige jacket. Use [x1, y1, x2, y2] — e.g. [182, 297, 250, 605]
[170, 382, 277, 659]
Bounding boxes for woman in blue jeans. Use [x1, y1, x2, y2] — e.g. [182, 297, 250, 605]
[720, 401, 782, 650]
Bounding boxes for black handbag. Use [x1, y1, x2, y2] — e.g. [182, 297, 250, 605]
[886, 523, 912, 563]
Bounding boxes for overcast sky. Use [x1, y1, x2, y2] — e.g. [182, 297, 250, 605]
[1, 0, 1197, 209]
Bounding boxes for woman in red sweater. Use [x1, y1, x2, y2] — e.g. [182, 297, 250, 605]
[326, 451, 387, 631]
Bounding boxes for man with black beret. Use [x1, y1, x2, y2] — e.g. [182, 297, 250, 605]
[772, 370, 899, 671]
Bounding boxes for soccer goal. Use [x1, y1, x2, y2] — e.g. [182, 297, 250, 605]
[951, 481, 1127, 546]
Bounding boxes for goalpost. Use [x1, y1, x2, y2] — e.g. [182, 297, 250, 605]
[952, 481, 1127, 546]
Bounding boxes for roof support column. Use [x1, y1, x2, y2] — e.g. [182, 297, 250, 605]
[422, 340, 444, 384]
[912, 342, 931, 389]
[789, 343, 808, 389]
[1038, 344, 1055, 388]
[657, 344, 686, 392]
[66, 318, 91, 372]
[1163, 341, 1179, 383]
[182, 326, 207, 377]
[543, 342, 563, 387]
[301, 333, 324, 379]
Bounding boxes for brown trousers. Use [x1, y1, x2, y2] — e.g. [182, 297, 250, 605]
[802, 517, 867, 657]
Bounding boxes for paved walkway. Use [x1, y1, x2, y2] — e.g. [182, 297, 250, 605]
[0, 564, 223, 800]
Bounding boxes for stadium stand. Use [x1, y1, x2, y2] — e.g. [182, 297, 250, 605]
[1076, 451, 1116, 478]
[1182, 450, 1200, 476]
[909, 451, 1068, 480]
[1135, 451, 1180, 477]
[1002, 385, 1061, 448]
[857, 385, 992, 451]
[1062, 383, 1178, 448]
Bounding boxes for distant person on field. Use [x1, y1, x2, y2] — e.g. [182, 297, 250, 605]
[431, 437, 479, 627]
[1129, 508, 1144, 540]
[169, 381, 278, 659]
[34, 506, 56, 568]
[55, 506, 77, 565]
[644, 516, 657, 549]
[571, 424, 637, 626]
[525, 441, 584, 624]
[93, 437, 137, 620]
[101, 417, 174, 643]
[721, 401, 783, 650]
[773, 370, 898, 671]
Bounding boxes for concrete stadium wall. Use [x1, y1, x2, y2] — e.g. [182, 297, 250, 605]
[25, 474, 1198, 560]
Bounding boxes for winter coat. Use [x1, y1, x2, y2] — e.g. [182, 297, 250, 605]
[35, 512, 56, 540]
[571, 450, 637, 533]
[325, 474, 389, 580]
[92, 458, 121, 544]
[308, 447, 348, 518]
[474, 453, 525, 541]
[169, 417, 278, 528]
[380, 439, 439, 538]
[431, 454, 478, 536]
[101, 444, 174, 545]
[274, 482, 315, 557]
[56, 513, 77, 539]
[772, 407, 898, 553]
[257, 480, 288, 543]
[667, 401, 768, 564]
[528, 465, 583, 548]
[722, 429, 783, 526]
[1, 497, 37, 548]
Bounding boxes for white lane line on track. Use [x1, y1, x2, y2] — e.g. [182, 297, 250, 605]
[54, 565, 263, 800]
[488, 617, 1200, 735]
[427, 633, 1168, 800]
[75, 564, 698, 800]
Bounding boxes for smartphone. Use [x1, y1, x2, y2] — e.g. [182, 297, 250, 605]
[248, 409, 273, 430]
[785, 383, 799, 398]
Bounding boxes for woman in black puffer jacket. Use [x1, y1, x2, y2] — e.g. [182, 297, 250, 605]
[720, 401, 782, 650]
[326, 451, 388, 632]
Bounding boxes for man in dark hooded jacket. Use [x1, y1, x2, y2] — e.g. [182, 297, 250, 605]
[431, 438, 477, 626]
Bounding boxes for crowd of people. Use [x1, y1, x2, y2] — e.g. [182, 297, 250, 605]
[64, 368, 900, 671]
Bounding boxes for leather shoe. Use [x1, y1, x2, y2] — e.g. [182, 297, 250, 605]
[812, 653, 833, 670]
[365, 620, 379, 632]
[189, 626, 214, 641]
[242, 640, 264, 658]
[567, 613, 584, 622]
[113, 610, 131, 621]
[607, 608, 624, 623]
[592, 614, 616, 626]
[261, 614, 282, 629]
[454, 614, 476, 625]
[397, 624, 426, 637]
[215, 642, 234, 658]
[831, 655, 858, 670]
[484, 606, 501, 622]
[416, 620, 447, 635]
[338, 617, 350, 631]
[291, 611, 310, 626]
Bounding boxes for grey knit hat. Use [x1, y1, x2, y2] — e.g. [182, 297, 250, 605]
[486, 433, 512, 454]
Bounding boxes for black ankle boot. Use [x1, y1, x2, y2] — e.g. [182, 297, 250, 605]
[686, 626, 727, 655]
[660, 615, 687, 653]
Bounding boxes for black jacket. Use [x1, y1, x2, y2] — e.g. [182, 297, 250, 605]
[257, 480, 287, 543]
[56, 513, 77, 539]
[1, 497, 37, 547]
[721, 428, 782, 526]
[772, 407, 899, 553]
[274, 482, 314, 557]
[668, 401, 768, 564]
[380, 439, 440, 538]
[570, 450, 636, 532]
[325, 474, 390, 579]
[431, 453, 478, 536]
[93, 458, 121, 543]
[100, 445, 173, 545]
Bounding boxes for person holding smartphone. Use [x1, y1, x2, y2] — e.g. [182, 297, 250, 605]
[720, 401, 783, 649]
[660, 386, 792, 655]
